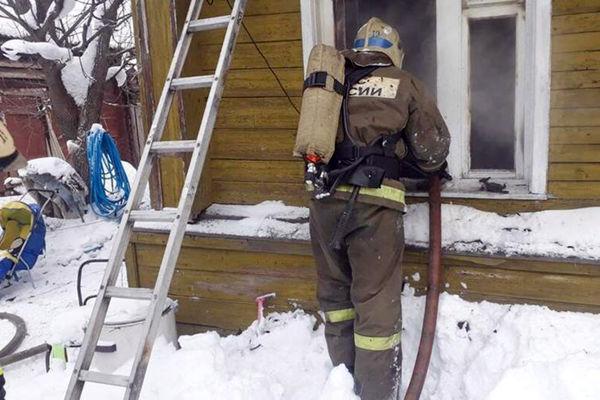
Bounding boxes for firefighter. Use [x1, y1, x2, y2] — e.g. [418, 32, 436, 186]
[307, 18, 450, 399]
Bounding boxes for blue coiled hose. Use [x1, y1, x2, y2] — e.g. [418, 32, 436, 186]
[86, 126, 130, 218]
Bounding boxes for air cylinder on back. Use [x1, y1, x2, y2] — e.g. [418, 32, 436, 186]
[294, 44, 346, 164]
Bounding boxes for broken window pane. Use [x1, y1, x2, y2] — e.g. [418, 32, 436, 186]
[333, 0, 437, 94]
[469, 16, 517, 171]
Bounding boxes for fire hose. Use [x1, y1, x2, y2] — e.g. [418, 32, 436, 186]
[404, 174, 443, 400]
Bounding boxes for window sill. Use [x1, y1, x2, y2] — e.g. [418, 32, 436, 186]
[408, 189, 548, 201]
[403, 178, 548, 201]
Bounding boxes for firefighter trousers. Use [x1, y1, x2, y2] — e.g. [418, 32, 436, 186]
[309, 197, 404, 400]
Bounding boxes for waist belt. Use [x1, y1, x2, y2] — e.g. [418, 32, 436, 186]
[328, 133, 403, 186]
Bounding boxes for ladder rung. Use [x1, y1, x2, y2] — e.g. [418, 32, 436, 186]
[105, 286, 154, 301]
[79, 370, 130, 387]
[170, 75, 214, 90]
[129, 210, 178, 223]
[188, 15, 231, 32]
[151, 140, 196, 154]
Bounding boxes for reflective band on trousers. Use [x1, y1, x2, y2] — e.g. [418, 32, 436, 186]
[325, 308, 356, 323]
[337, 184, 406, 205]
[354, 332, 401, 351]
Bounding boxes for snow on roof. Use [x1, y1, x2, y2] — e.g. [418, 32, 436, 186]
[136, 200, 600, 261]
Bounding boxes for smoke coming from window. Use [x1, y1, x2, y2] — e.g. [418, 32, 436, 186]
[334, 1, 519, 172]
[469, 17, 517, 171]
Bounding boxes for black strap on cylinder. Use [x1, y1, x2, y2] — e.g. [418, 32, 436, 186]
[303, 71, 345, 95]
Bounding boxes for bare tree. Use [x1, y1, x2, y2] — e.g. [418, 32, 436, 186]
[0, 0, 133, 180]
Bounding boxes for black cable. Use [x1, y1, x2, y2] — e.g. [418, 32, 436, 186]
[225, 0, 300, 114]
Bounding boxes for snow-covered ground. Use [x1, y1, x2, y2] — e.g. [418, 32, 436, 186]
[2, 199, 600, 399]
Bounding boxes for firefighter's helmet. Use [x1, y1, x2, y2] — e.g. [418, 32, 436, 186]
[352, 17, 404, 68]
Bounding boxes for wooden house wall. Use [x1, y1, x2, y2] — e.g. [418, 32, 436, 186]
[549, 0, 600, 205]
[129, 0, 600, 332]
[133, 0, 304, 212]
[135, 0, 600, 214]
[127, 231, 600, 331]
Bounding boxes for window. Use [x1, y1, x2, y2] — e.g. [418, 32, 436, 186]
[300, 0, 551, 199]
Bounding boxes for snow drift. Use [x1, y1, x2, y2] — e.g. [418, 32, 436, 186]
[5, 289, 600, 400]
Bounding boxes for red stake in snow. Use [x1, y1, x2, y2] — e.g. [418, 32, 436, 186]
[255, 293, 276, 333]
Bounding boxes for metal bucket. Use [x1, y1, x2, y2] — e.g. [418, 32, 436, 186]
[90, 298, 178, 373]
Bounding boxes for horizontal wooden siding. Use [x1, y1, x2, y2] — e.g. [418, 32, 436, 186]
[549, 0, 600, 201]
[127, 231, 600, 330]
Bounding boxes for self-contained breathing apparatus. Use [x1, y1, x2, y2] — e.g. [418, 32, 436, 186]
[296, 45, 449, 249]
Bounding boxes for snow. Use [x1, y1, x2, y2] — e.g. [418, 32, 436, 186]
[18, 157, 78, 183]
[2, 198, 600, 399]
[0, 19, 26, 38]
[61, 42, 97, 106]
[107, 65, 127, 87]
[1, 39, 71, 62]
[136, 200, 600, 261]
[5, 268, 600, 400]
[206, 202, 309, 220]
[401, 289, 600, 400]
[60, 0, 125, 106]
[319, 366, 360, 400]
[58, 0, 78, 19]
[0, 318, 17, 349]
[138, 201, 309, 240]
[404, 203, 600, 259]
[121, 160, 150, 208]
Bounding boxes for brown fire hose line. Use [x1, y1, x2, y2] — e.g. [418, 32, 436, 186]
[404, 174, 443, 400]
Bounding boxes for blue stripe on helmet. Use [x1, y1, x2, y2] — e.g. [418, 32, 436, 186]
[353, 38, 366, 48]
[367, 36, 393, 48]
[353, 36, 394, 49]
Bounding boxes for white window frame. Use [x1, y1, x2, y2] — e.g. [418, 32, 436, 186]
[461, 3, 526, 182]
[300, 0, 551, 200]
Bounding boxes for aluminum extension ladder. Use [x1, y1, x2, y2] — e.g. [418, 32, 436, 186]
[64, 0, 248, 398]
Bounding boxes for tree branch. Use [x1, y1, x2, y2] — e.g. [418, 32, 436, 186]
[0, 3, 36, 36]
[58, 7, 93, 45]
[108, 46, 133, 58]
[39, 0, 64, 37]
